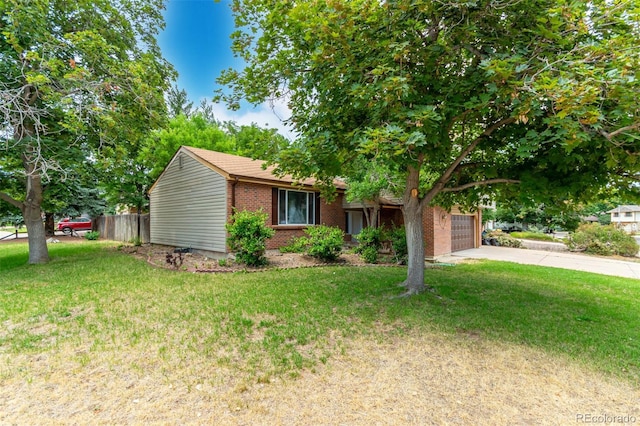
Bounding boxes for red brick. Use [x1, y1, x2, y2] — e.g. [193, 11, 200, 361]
[226, 181, 346, 250]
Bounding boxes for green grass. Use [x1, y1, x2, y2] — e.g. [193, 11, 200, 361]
[510, 231, 560, 242]
[1, 241, 639, 386]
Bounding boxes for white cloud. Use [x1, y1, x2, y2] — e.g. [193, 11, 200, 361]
[208, 98, 296, 140]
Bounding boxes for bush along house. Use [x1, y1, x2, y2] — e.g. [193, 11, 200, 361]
[148, 146, 482, 259]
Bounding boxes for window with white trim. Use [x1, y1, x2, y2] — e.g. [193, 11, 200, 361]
[278, 189, 316, 225]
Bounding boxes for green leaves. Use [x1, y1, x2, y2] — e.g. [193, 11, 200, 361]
[226, 209, 275, 266]
[0, 0, 175, 262]
[218, 0, 640, 288]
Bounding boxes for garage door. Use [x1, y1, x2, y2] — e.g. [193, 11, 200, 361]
[451, 215, 475, 252]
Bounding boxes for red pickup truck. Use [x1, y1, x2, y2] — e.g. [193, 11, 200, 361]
[57, 217, 92, 235]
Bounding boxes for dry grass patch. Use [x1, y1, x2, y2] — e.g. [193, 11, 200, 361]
[1, 329, 638, 425]
[2, 241, 639, 424]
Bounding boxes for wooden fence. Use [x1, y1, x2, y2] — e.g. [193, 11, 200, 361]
[95, 214, 150, 243]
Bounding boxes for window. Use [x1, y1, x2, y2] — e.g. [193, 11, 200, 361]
[278, 189, 316, 225]
[625, 212, 632, 217]
[613, 212, 619, 217]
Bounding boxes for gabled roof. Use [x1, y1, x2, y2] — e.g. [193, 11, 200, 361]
[607, 205, 640, 213]
[154, 146, 346, 190]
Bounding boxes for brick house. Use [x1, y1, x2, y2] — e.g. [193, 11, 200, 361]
[149, 146, 481, 258]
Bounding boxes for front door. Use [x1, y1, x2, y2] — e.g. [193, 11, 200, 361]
[347, 211, 364, 238]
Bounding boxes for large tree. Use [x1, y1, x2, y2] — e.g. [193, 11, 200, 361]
[0, 0, 174, 263]
[217, 0, 639, 295]
[167, 84, 194, 118]
[140, 113, 234, 181]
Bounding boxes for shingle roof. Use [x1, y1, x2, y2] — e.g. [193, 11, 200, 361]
[182, 146, 347, 189]
[606, 205, 640, 213]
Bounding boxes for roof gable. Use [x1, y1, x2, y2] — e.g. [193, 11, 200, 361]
[607, 205, 640, 213]
[152, 146, 346, 191]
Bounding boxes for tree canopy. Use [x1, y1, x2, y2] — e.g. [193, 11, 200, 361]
[218, 0, 640, 295]
[129, 110, 291, 209]
[0, 0, 175, 263]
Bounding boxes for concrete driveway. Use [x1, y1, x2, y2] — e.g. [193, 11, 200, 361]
[446, 246, 640, 280]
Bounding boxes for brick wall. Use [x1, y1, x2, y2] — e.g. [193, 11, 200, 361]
[380, 207, 404, 228]
[320, 192, 346, 228]
[379, 205, 454, 258]
[225, 180, 478, 256]
[424, 206, 452, 258]
[231, 181, 271, 215]
[360, 205, 481, 258]
[228, 180, 346, 250]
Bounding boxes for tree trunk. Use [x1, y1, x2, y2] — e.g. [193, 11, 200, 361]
[363, 206, 371, 228]
[24, 206, 49, 264]
[399, 166, 425, 295]
[371, 203, 380, 228]
[22, 143, 49, 264]
[44, 212, 55, 236]
[13, 85, 50, 264]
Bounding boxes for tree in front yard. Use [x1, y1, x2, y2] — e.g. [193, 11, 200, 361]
[0, 0, 174, 263]
[217, 0, 639, 295]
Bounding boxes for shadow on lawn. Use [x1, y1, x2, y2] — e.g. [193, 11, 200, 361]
[386, 263, 640, 384]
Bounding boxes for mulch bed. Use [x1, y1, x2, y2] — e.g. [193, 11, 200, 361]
[119, 243, 401, 273]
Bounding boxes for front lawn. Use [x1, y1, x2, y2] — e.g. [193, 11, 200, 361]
[510, 231, 560, 242]
[1, 241, 638, 387]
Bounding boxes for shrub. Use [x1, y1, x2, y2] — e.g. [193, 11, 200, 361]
[566, 224, 638, 257]
[486, 230, 522, 248]
[303, 225, 344, 261]
[226, 209, 275, 266]
[279, 236, 308, 253]
[84, 231, 100, 240]
[495, 233, 522, 248]
[353, 226, 383, 263]
[359, 245, 379, 264]
[389, 225, 408, 264]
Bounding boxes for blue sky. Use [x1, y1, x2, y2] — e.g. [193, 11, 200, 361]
[158, 0, 293, 136]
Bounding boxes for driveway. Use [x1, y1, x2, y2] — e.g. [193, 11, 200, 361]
[446, 246, 640, 280]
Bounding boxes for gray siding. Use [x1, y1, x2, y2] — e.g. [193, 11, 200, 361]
[150, 153, 227, 253]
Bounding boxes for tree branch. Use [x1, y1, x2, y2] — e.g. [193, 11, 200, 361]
[0, 191, 23, 210]
[422, 117, 517, 204]
[441, 178, 521, 193]
[600, 122, 640, 140]
[446, 109, 472, 137]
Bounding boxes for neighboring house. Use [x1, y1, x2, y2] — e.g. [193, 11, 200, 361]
[607, 205, 640, 233]
[149, 146, 481, 259]
[581, 215, 600, 224]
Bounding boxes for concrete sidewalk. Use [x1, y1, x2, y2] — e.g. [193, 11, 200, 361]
[442, 246, 640, 280]
[0, 231, 25, 242]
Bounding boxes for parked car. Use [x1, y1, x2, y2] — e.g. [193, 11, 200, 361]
[57, 217, 92, 235]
